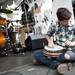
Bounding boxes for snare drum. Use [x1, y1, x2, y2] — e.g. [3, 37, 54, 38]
[43, 45, 65, 57]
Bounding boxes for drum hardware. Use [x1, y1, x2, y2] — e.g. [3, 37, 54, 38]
[0, 31, 12, 56]
[12, 43, 23, 54]
[0, 19, 11, 48]
[0, 26, 6, 32]
[0, 32, 5, 47]
[0, 33, 12, 56]
[7, 20, 23, 45]
[8, 20, 21, 22]
[0, 32, 11, 47]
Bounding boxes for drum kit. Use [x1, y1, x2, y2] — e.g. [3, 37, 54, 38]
[0, 9, 23, 48]
[0, 9, 12, 47]
[43, 45, 65, 57]
[0, 8, 27, 56]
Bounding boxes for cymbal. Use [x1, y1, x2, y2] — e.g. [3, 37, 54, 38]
[0, 9, 13, 14]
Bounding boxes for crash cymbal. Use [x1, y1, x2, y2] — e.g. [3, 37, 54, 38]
[0, 9, 13, 14]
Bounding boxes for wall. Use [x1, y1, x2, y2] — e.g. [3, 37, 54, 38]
[51, 0, 75, 25]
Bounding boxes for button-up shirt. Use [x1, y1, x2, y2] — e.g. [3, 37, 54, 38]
[47, 24, 75, 50]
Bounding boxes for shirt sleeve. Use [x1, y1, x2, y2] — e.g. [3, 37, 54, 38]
[73, 25, 75, 35]
[47, 25, 56, 37]
[71, 25, 75, 41]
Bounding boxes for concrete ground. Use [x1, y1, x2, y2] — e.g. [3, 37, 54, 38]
[0, 51, 75, 75]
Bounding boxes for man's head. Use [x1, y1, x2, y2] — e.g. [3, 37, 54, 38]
[56, 8, 72, 21]
[56, 8, 72, 26]
[34, 3, 41, 13]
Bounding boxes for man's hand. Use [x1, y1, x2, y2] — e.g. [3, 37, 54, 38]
[46, 36, 55, 47]
[65, 40, 75, 47]
[48, 42, 55, 48]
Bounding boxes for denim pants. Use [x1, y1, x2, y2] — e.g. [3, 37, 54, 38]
[66, 50, 75, 61]
[33, 50, 66, 69]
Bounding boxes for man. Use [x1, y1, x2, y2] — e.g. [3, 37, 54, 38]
[33, 8, 75, 74]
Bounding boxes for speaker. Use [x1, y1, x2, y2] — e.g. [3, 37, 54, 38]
[25, 34, 48, 50]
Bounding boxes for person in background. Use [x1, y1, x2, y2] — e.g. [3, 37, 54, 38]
[33, 8, 75, 74]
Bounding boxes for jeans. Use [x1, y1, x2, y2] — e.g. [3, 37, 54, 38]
[66, 50, 75, 61]
[33, 50, 66, 69]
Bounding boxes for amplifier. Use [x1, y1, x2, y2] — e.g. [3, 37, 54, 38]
[25, 34, 48, 50]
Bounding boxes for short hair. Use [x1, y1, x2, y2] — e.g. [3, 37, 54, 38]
[56, 8, 72, 21]
[34, 3, 38, 9]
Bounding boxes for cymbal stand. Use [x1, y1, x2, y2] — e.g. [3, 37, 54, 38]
[5, 23, 10, 44]
[3, 22, 11, 56]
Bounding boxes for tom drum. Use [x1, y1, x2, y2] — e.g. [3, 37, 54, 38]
[0, 32, 5, 47]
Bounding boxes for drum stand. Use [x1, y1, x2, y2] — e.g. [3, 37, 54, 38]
[1, 22, 12, 56]
[5, 24, 9, 41]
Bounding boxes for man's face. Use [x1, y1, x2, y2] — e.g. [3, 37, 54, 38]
[59, 20, 69, 26]
[34, 7, 41, 13]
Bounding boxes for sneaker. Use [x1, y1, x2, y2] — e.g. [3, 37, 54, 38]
[57, 63, 72, 74]
[33, 59, 42, 65]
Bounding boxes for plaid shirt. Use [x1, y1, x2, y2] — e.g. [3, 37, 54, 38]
[47, 24, 75, 50]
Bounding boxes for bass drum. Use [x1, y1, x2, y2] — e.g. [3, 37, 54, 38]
[0, 32, 5, 47]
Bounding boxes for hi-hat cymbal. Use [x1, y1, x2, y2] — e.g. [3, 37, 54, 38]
[0, 9, 13, 14]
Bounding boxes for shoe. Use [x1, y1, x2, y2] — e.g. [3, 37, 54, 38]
[33, 59, 42, 65]
[22, 52, 26, 55]
[57, 63, 72, 74]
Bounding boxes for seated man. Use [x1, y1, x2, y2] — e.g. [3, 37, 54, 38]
[33, 8, 75, 74]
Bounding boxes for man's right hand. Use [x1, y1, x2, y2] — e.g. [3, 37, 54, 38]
[46, 36, 54, 48]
